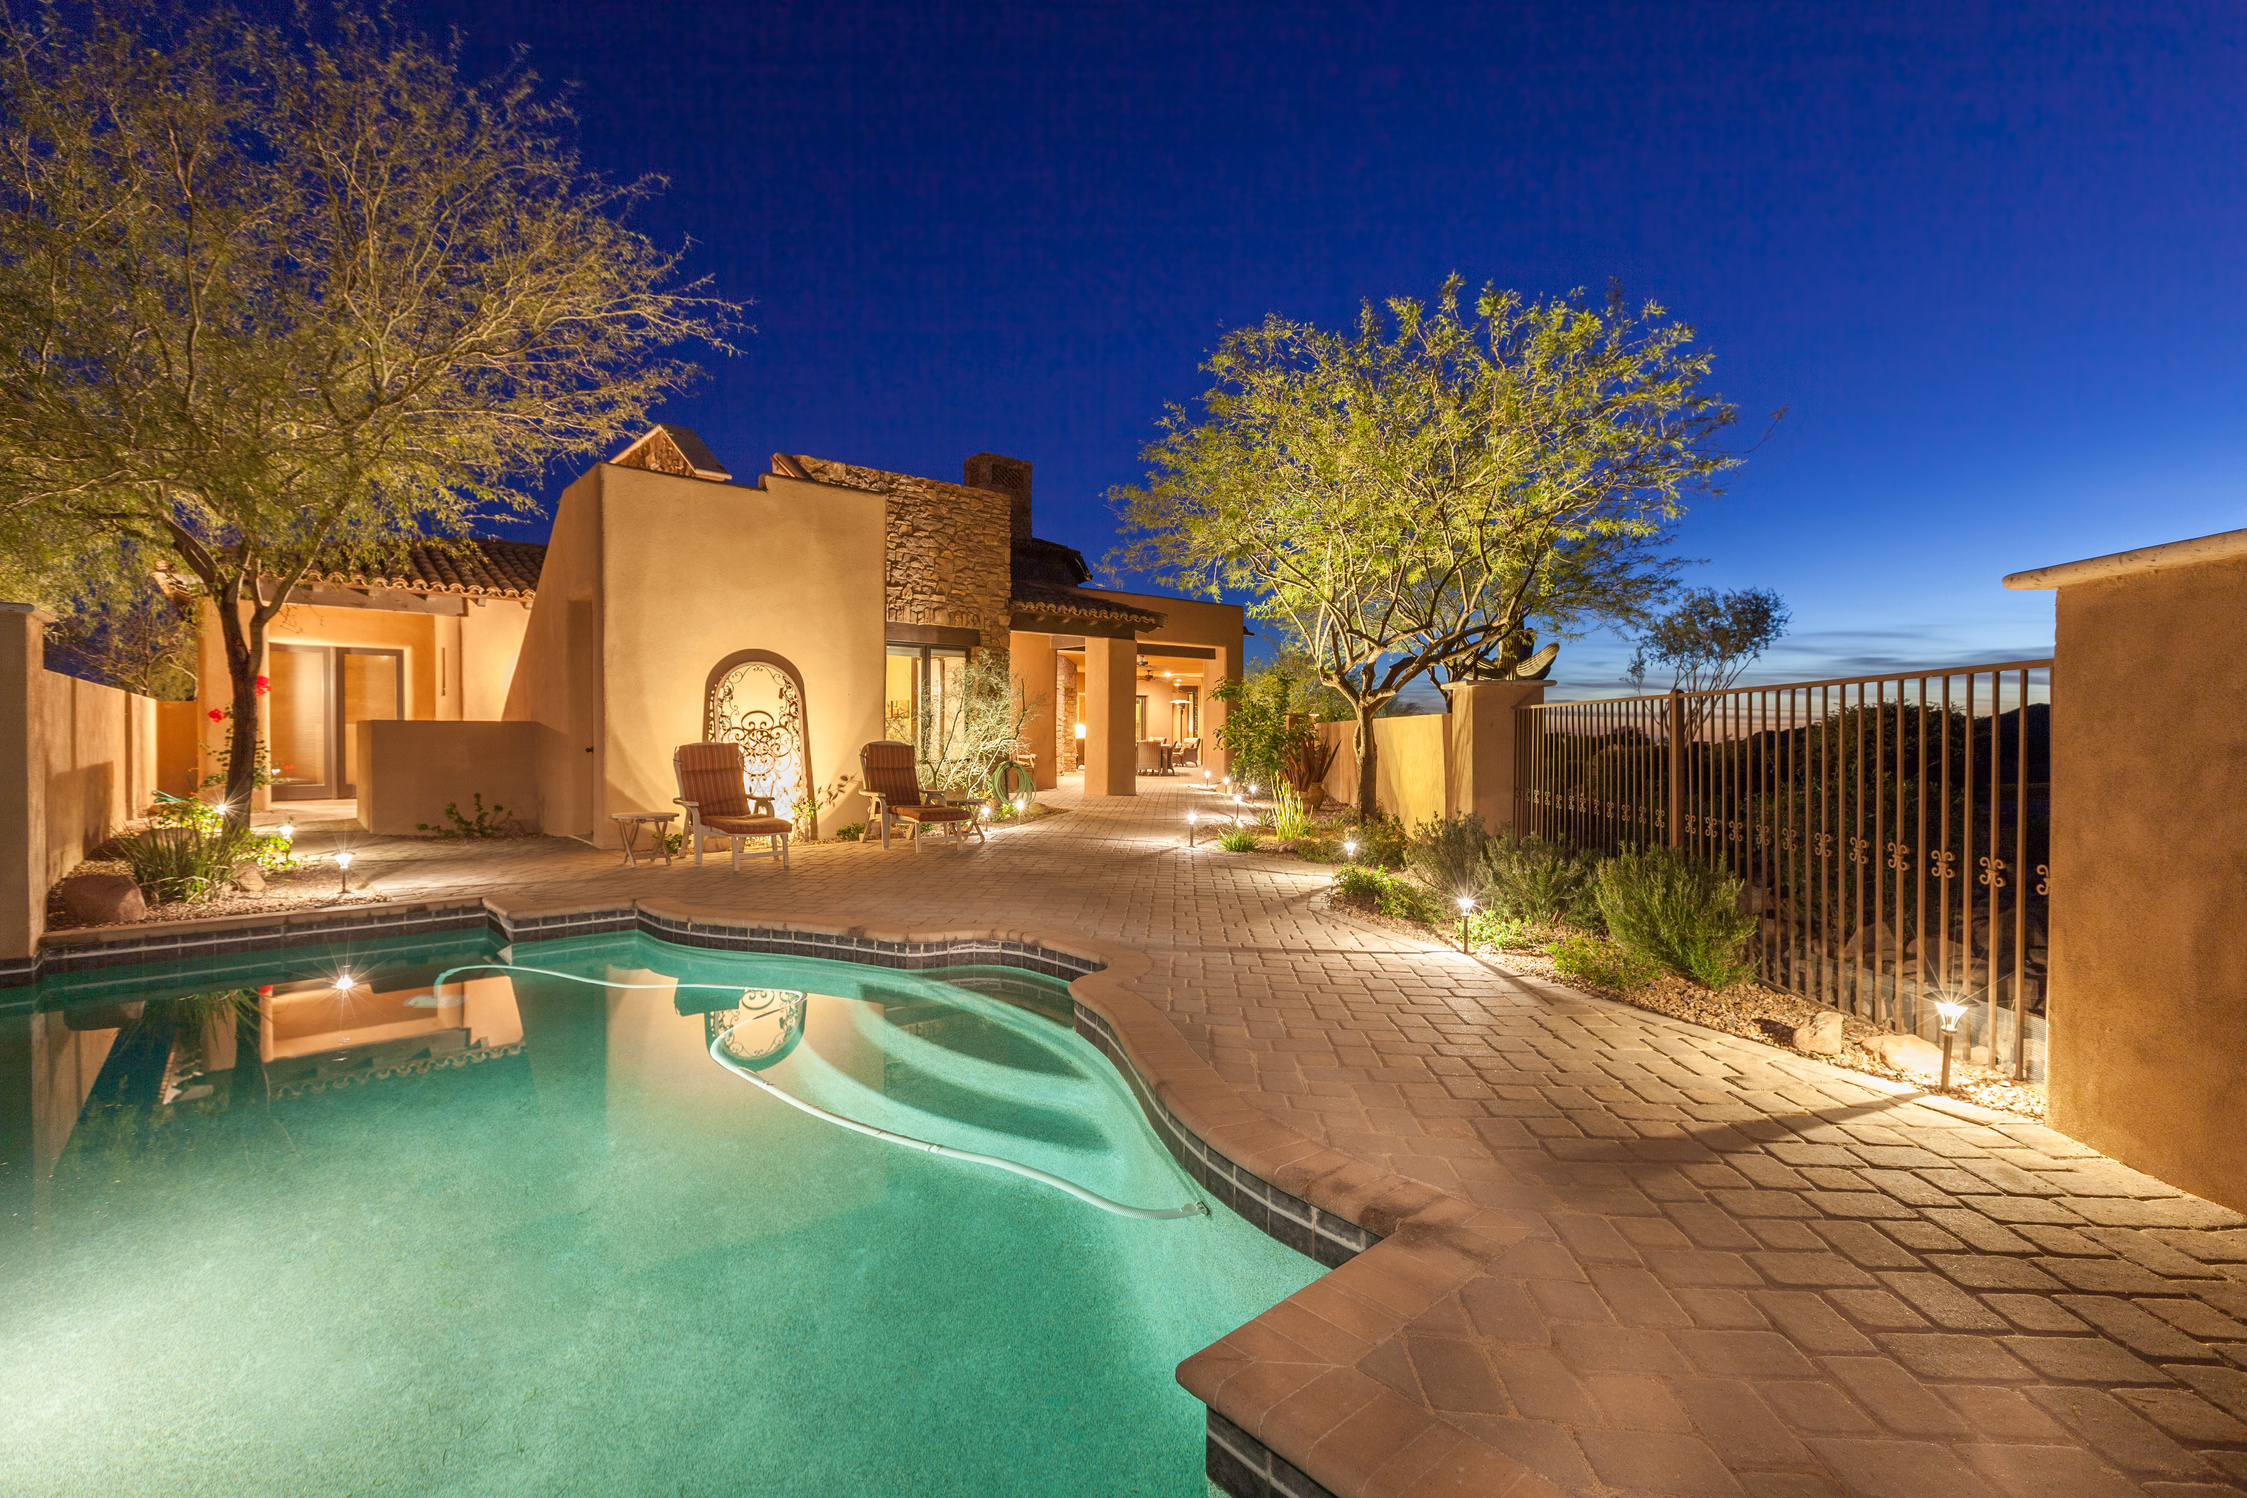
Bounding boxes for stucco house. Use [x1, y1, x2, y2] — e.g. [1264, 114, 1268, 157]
[188, 428, 1243, 845]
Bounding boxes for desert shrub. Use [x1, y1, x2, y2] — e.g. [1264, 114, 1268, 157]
[1331, 865, 1438, 923]
[1292, 834, 1338, 862]
[146, 792, 300, 871]
[1592, 845, 1757, 988]
[1468, 912, 1553, 952]
[1549, 934, 1661, 992]
[1270, 783, 1311, 840]
[119, 820, 256, 903]
[1217, 827, 1259, 852]
[417, 792, 513, 839]
[1478, 830, 1597, 926]
[1406, 814, 1489, 900]
[1331, 864, 1386, 904]
[1345, 815, 1408, 868]
[834, 822, 866, 842]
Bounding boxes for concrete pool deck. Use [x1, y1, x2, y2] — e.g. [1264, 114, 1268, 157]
[42, 778, 2247, 1497]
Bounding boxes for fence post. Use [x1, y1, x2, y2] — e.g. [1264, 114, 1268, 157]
[1665, 688, 1685, 849]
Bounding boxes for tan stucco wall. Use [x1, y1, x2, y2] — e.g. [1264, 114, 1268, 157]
[461, 598, 532, 721]
[1444, 681, 1544, 833]
[355, 721, 540, 835]
[1, 606, 160, 959]
[505, 470, 605, 838]
[509, 465, 888, 847]
[1321, 713, 1452, 825]
[266, 603, 439, 719]
[2046, 558, 2247, 1210]
[1009, 632, 1060, 791]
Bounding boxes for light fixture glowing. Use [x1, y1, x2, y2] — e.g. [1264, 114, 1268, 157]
[1934, 999, 1969, 1092]
[1074, 723, 1087, 739]
[1342, 838, 1358, 859]
[334, 850, 354, 869]
[979, 805, 992, 820]
[1455, 894, 1476, 953]
[1186, 810, 1199, 847]
[276, 822, 294, 841]
[334, 849, 354, 894]
[334, 973, 357, 993]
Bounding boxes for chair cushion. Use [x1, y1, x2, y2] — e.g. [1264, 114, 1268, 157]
[676, 742, 750, 818]
[702, 815, 792, 836]
[893, 806, 973, 823]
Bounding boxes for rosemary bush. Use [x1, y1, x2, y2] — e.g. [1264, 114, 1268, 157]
[1478, 830, 1598, 926]
[1592, 845, 1757, 988]
[1406, 814, 1489, 901]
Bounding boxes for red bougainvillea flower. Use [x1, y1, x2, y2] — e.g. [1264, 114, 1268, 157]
[254, 675, 270, 695]
[208, 708, 224, 722]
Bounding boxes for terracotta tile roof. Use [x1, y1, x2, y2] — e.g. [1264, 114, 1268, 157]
[305, 538, 546, 598]
[1010, 577, 1167, 628]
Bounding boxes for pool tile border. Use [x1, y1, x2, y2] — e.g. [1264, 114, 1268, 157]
[1206, 1409, 1343, 1498]
[1075, 1003, 1377, 1269]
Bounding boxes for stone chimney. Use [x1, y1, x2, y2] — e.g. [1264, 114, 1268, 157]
[964, 453, 1033, 540]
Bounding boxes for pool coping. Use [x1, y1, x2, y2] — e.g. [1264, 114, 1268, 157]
[20, 891, 1539, 1498]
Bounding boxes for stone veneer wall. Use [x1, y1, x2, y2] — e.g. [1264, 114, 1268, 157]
[792, 456, 1013, 653]
[1056, 655, 1080, 771]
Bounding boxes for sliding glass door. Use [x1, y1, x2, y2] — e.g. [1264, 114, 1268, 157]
[268, 645, 404, 800]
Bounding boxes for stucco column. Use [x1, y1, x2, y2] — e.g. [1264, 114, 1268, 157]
[1, 603, 47, 962]
[1082, 634, 1137, 797]
[1009, 632, 1060, 791]
[1440, 679, 1546, 832]
[1206, 641, 1238, 775]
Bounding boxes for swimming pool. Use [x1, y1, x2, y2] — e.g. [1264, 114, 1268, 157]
[0, 932, 1320, 1496]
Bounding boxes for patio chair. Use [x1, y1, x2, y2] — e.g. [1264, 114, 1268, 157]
[1136, 740, 1165, 775]
[673, 742, 793, 870]
[860, 741, 983, 851]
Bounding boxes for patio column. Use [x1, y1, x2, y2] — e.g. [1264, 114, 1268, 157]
[1082, 634, 1137, 797]
[1009, 631, 1060, 791]
[1440, 679, 1545, 832]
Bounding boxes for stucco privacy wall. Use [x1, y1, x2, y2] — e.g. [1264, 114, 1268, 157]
[507, 464, 888, 848]
[355, 721, 540, 836]
[1319, 713, 1450, 824]
[461, 599, 532, 721]
[2029, 550, 2247, 1211]
[0, 606, 159, 961]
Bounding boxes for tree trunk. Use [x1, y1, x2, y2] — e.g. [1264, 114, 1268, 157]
[1353, 701, 1380, 821]
[212, 586, 260, 831]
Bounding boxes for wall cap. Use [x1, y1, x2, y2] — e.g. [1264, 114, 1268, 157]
[2002, 527, 2247, 590]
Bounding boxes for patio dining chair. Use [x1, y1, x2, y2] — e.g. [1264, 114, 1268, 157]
[673, 742, 793, 870]
[860, 741, 983, 851]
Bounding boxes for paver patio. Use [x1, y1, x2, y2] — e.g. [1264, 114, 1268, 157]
[163, 779, 2247, 1496]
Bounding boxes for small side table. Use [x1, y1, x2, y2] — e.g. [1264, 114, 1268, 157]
[612, 812, 678, 868]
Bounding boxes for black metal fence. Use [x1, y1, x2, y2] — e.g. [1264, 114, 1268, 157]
[1515, 662, 2052, 1080]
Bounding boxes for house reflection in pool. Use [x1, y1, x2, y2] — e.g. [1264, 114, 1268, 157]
[259, 972, 523, 1096]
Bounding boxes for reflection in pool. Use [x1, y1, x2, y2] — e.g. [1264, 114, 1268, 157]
[0, 932, 1318, 1496]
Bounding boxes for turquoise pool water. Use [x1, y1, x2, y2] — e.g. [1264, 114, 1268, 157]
[0, 934, 1319, 1496]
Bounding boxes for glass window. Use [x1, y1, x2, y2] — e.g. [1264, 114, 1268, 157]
[885, 644, 969, 757]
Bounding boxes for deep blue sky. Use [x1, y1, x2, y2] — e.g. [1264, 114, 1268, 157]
[416, 0, 2244, 697]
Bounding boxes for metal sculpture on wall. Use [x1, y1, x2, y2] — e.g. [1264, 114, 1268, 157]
[704, 651, 811, 818]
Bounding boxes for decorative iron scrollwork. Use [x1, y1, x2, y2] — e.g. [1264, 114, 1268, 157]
[708, 657, 810, 814]
[1886, 840, 1912, 873]
[1931, 849, 1956, 881]
[1979, 855, 2006, 889]
[1848, 836, 1869, 864]
[2035, 862, 2049, 896]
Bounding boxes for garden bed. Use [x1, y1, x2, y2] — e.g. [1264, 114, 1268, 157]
[45, 856, 387, 931]
[1325, 873, 2048, 1121]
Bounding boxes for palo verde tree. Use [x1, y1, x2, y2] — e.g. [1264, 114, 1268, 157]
[1624, 586, 1791, 695]
[1114, 276, 1743, 819]
[0, 4, 736, 824]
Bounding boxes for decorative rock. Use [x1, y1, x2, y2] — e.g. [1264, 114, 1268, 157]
[1794, 1010, 1846, 1055]
[1867, 1032, 1945, 1076]
[60, 873, 146, 925]
[232, 862, 266, 894]
[1969, 1044, 1993, 1066]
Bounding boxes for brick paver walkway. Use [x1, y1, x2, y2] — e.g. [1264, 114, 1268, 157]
[297, 779, 2247, 1497]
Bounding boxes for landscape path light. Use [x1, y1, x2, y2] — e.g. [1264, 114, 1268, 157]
[1936, 999, 1968, 1092]
[333, 972, 357, 994]
[1456, 894, 1477, 954]
[1342, 837, 1357, 861]
[276, 821, 294, 842]
[1186, 810, 1199, 847]
[334, 849, 354, 895]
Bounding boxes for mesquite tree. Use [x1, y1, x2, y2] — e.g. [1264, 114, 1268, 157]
[0, 5, 735, 824]
[1114, 277, 1743, 819]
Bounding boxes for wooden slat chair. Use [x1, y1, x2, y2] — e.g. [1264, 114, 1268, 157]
[673, 742, 793, 871]
[860, 741, 983, 851]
